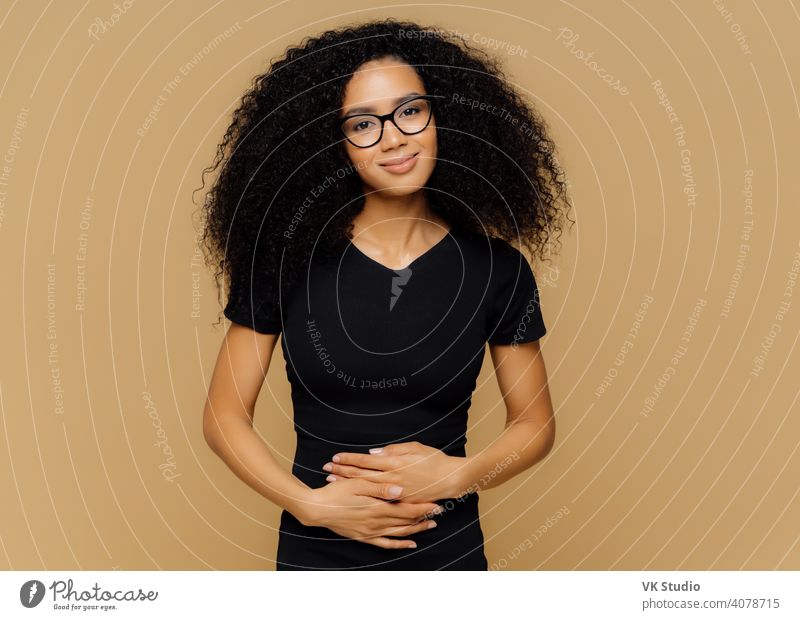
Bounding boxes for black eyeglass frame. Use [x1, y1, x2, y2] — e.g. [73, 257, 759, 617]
[339, 95, 436, 148]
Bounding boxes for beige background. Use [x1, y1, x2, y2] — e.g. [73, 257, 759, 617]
[1, 0, 798, 570]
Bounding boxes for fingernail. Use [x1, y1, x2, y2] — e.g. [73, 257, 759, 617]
[432, 506, 444, 515]
[326, 475, 336, 481]
[369, 447, 384, 454]
[322, 463, 332, 472]
[427, 521, 437, 529]
[408, 542, 417, 548]
[389, 485, 403, 497]
[332, 455, 340, 463]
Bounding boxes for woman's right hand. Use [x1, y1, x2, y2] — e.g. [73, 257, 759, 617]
[297, 477, 443, 549]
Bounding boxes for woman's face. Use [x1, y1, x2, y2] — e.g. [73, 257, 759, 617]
[339, 56, 437, 197]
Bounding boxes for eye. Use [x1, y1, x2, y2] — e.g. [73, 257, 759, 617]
[398, 104, 422, 117]
[345, 117, 376, 133]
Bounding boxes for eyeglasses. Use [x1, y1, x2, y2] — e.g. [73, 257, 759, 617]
[339, 95, 435, 148]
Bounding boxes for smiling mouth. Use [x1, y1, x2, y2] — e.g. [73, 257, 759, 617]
[379, 153, 419, 167]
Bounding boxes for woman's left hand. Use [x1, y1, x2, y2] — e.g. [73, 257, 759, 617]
[321, 441, 468, 503]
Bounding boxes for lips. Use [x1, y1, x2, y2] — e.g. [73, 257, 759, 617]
[380, 153, 417, 166]
[378, 152, 419, 174]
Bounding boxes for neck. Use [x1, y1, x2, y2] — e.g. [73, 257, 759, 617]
[353, 188, 447, 245]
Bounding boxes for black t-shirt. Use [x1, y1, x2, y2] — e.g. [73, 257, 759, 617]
[224, 226, 546, 570]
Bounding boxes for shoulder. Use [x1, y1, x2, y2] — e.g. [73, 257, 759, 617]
[488, 235, 525, 260]
[457, 228, 522, 252]
[451, 230, 532, 278]
[483, 237, 540, 309]
[454, 229, 521, 260]
[482, 234, 531, 275]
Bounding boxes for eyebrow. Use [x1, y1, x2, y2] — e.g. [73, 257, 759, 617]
[341, 92, 424, 116]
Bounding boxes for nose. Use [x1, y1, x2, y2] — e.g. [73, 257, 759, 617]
[380, 119, 407, 149]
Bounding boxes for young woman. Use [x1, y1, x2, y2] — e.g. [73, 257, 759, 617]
[199, 19, 573, 570]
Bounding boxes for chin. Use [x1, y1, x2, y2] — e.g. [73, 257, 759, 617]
[375, 183, 426, 196]
[367, 184, 430, 198]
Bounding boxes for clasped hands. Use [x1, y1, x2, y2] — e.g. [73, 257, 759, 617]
[298, 441, 470, 550]
[325, 440, 466, 501]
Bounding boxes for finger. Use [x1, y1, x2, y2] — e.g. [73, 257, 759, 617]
[362, 536, 418, 550]
[381, 442, 417, 456]
[326, 463, 383, 479]
[357, 479, 406, 501]
[374, 515, 429, 527]
[379, 519, 438, 538]
[388, 502, 444, 520]
[332, 452, 396, 471]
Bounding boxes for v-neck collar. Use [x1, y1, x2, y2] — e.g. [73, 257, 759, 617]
[348, 226, 456, 273]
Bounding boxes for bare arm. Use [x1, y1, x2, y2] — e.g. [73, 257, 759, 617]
[456, 339, 555, 494]
[318, 340, 555, 501]
[204, 323, 441, 548]
[203, 323, 312, 523]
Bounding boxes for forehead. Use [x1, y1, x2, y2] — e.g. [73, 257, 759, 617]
[342, 58, 425, 106]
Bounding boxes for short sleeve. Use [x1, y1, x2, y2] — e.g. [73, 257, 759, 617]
[223, 266, 282, 335]
[486, 241, 546, 345]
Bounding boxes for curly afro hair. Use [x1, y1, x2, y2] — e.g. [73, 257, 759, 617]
[196, 18, 574, 327]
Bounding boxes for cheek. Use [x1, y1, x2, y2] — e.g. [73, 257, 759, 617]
[349, 155, 380, 186]
[422, 132, 437, 170]
[421, 127, 437, 158]
[345, 149, 373, 178]
[345, 146, 367, 168]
